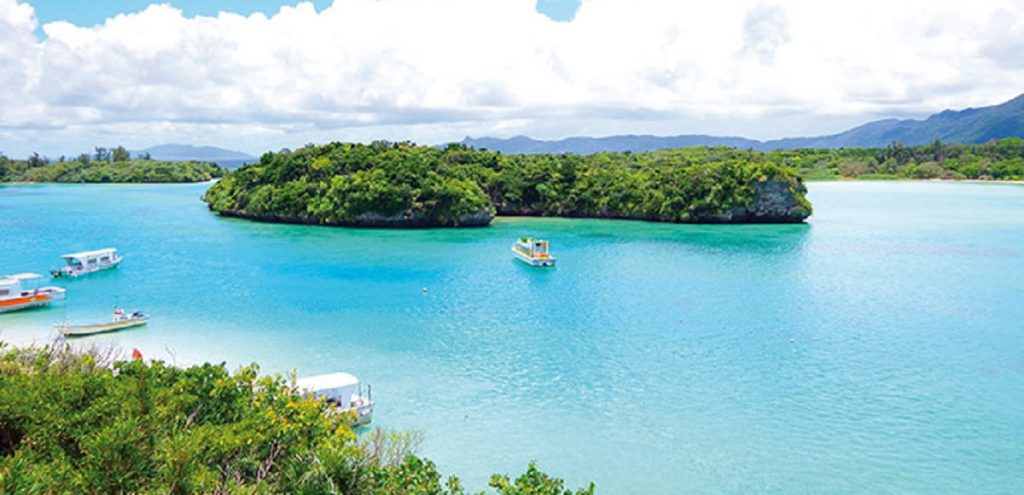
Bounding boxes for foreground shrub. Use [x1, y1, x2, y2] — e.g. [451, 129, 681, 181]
[0, 343, 592, 494]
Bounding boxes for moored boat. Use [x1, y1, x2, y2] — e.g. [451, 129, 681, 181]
[512, 237, 556, 267]
[0, 273, 66, 314]
[296, 372, 375, 427]
[57, 308, 148, 337]
[53, 248, 123, 278]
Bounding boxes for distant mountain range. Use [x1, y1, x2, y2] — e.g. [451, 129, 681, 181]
[133, 144, 256, 169]
[461, 93, 1024, 154]
[132, 93, 1024, 163]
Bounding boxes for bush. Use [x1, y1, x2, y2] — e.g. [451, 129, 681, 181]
[0, 342, 593, 494]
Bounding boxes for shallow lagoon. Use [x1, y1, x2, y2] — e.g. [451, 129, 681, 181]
[1, 181, 1023, 493]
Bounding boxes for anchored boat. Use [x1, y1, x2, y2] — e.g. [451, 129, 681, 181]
[57, 308, 148, 337]
[296, 372, 375, 427]
[512, 237, 556, 267]
[0, 273, 66, 314]
[53, 248, 122, 278]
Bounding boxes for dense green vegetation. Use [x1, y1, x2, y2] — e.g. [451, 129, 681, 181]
[206, 142, 497, 227]
[0, 146, 225, 183]
[203, 141, 812, 227]
[0, 342, 594, 494]
[779, 138, 1024, 180]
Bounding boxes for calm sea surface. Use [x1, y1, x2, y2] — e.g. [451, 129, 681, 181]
[1, 181, 1022, 493]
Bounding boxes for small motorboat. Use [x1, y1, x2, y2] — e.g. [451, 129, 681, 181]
[0, 273, 66, 314]
[57, 307, 148, 337]
[296, 372, 375, 427]
[512, 237, 556, 267]
[52, 248, 122, 278]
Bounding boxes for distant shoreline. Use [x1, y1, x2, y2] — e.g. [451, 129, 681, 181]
[804, 177, 1024, 184]
[928, 178, 1024, 184]
[1, 179, 218, 185]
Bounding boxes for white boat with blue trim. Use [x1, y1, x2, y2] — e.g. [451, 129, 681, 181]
[52, 248, 122, 278]
[512, 237, 556, 267]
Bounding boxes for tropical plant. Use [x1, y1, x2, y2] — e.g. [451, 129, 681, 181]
[0, 342, 593, 494]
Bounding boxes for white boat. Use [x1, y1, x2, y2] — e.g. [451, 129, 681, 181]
[56, 308, 148, 337]
[512, 237, 556, 267]
[53, 248, 123, 278]
[0, 273, 66, 314]
[296, 372, 375, 427]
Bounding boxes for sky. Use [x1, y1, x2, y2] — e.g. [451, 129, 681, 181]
[1, 0, 1023, 157]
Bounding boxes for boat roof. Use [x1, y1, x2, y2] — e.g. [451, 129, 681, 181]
[1, 273, 42, 282]
[295, 372, 360, 392]
[61, 248, 118, 260]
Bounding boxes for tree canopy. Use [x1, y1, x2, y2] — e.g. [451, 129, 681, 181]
[0, 148, 225, 183]
[771, 138, 1024, 180]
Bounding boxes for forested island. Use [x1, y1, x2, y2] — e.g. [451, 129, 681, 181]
[0, 146, 225, 183]
[203, 141, 813, 228]
[780, 138, 1024, 180]
[0, 343, 593, 494]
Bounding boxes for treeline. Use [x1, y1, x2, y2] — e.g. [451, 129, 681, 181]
[0, 343, 594, 494]
[778, 138, 1024, 180]
[0, 146, 225, 183]
[203, 141, 812, 227]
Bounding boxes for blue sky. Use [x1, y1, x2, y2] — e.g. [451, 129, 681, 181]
[534, 0, 579, 22]
[32, 1, 326, 25]
[32, 0, 580, 25]
[1, 0, 1021, 157]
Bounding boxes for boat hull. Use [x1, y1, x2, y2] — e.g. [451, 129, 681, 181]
[512, 247, 556, 267]
[0, 288, 64, 314]
[339, 397, 374, 427]
[0, 294, 54, 313]
[55, 258, 122, 278]
[352, 399, 374, 427]
[58, 317, 148, 337]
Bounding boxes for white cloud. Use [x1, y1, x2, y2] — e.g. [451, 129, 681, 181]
[743, 3, 790, 63]
[0, 0, 1022, 156]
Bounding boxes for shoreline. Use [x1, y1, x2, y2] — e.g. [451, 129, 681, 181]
[4, 178, 1019, 186]
[804, 177, 1024, 184]
[1, 179, 218, 186]
[927, 178, 1024, 184]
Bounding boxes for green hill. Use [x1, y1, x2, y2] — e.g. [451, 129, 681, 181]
[202, 141, 812, 228]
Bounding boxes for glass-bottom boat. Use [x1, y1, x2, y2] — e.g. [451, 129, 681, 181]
[296, 372, 375, 427]
[52, 248, 122, 278]
[512, 237, 556, 267]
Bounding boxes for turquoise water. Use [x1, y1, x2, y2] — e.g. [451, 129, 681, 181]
[1, 181, 1023, 493]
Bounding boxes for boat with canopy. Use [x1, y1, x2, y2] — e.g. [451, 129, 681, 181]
[512, 237, 557, 267]
[52, 248, 123, 278]
[296, 372, 375, 426]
